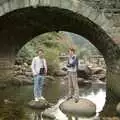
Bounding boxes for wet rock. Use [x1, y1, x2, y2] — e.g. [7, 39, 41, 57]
[99, 74, 106, 82]
[45, 76, 56, 81]
[92, 67, 106, 74]
[59, 98, 96, 117]
[100, 117, 120, 120]
[13, 65, 21, 71]
[62, 67, 68, 71]
[77, 78, 92, 87]
[28, 99, 50, 109]
[90, 73, 106, 82]
[12, 75, 33, 85]
[15, 58, 23, 65]
[0, 84, 7, 89]
[42, 109, 56, 119]
[89, 74, 98, 81]
[55, 70, 67, 76]
[4, 99, 15, 104]
[77, 64, 91, 79]
[24, 72, 32, 77]
[26, 67, 32, 72]
[14, 70, 24, 76]
[23, 62, 28, 67]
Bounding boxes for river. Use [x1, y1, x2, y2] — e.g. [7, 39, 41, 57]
[0, 78, 114, 120]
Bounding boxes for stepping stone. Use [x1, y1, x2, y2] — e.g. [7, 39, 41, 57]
[59, 98, 96, 117]
[28, 99, 50, 109]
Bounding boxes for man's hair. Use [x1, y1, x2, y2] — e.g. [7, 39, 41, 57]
[69, 47, 75, 53]
[37, 48, 44, 53]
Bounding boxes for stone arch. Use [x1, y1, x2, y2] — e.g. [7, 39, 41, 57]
[0, 0, 113, 35]
[0, 6, 120, 97]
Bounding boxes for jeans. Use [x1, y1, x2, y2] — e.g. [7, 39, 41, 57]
[33, 74, 44, 99]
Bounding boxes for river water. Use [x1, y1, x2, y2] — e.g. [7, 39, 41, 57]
[0, 78, 113, 120]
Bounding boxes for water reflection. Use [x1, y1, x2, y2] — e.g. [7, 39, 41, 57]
[42, 83, 105, 120]
[0, 100, 29, 120]
[80, 84, 106, 113]
[29, 83, 105, 120]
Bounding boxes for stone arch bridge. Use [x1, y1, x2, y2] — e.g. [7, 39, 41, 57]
[0, 0, 120, 99]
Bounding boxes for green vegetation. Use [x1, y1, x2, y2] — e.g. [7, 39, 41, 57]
[16, 32, 72, 75]
[67, 32, 101, 58]
[16, 31, 101, 75]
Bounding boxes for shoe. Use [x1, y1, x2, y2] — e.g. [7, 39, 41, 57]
[65, 96, 72, 101]
[35, 97, 39, 101]
[73, 97, 79, 103]
[39, 96, 45, 100]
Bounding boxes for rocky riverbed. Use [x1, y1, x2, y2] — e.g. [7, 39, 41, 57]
[11, 62, 106, 87]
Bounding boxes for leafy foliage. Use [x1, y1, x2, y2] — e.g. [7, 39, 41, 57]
[16, 32, 72, 75]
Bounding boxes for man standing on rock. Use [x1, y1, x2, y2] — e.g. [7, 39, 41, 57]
[66, 47, 79, 102]
[31, 48, 47, 101]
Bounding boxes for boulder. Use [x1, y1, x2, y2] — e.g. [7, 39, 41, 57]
[55, 70, 67, 77]
[15, 58, 23, 65]
[92, 67, 106, 74]
[25, 72, 32, 77]
[0, 83, 7, 89]
[59, 98, 96, 117]
[98, 74, 106, 82]
[23, 62, 28, 67]
[4, 99, 16, 104]
[89, 73, 106, 82]
[77, 78, 92, 87]
[77, 64, 91, 79]
[12, 75, 33, 85]
[42, 108, 56, 119]
[28, 99, 50, 109]
[13, 65, 21, 71]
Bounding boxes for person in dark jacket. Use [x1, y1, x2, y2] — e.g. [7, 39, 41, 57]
[66, 48, 79, 102]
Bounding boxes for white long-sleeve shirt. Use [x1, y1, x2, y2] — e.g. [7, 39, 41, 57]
[31, 56, 47, 76]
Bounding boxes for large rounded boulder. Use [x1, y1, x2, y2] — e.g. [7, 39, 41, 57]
[59, 98, 96, 117]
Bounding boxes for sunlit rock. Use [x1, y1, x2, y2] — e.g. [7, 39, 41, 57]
[59, 98, 96, 117]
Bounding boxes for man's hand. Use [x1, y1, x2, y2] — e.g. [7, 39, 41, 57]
[67, 64, 72, 67]
[44, 69, 47, 75]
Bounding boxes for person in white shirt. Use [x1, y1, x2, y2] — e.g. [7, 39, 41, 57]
[66, 48, 79, 103]
[31, 49, 47, 101]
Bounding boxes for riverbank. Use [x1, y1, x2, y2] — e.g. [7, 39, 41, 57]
[0, 62, 106, 91]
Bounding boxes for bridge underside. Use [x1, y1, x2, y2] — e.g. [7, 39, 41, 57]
[0, 7, 120, 98]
